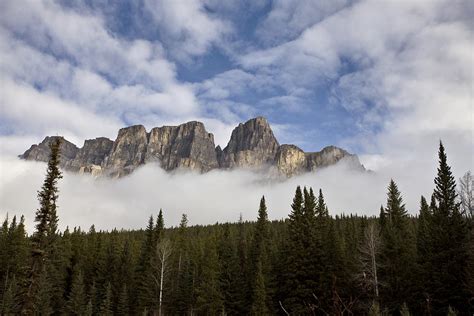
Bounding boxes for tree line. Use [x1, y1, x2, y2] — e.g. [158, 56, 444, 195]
[0, 139, 473, 315]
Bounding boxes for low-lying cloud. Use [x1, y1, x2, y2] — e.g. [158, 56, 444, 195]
[0, 149, 455, 233]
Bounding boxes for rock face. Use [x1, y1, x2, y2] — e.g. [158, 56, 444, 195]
[20, 117, 364, 177]
[275, 145, 307, 177]
[146, 121, 218, 172]
[72, 137, 114, 172]
[105, 125, 149, 177]
[219, 117, 279, 168]
[20, 136, 79, 169]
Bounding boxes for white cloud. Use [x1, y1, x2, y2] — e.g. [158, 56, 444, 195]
[0, 156, 445, 233]
[0, 78, 122, 143]
[144, 0, 231, 61]
[256, 0, 352, 45]
[240, 0, 473, 173]
[0, 0, 472, 232]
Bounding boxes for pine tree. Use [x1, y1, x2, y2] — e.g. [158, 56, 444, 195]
[116, 285, 129, 315]
[314, 188, 332, 307]
[66, 268, 86, 315]
[135, 215, 155, 313]
[21, 137, 63, 314]
[249, 196, 271, 313]
[379, 179, 415, 313]
[173, 214, 193, 314]
[316, 188, 328, 218]
[195, 236, 223, 315]
[233, 214, 250, 315]
[422, 142, 470, 313]
[282, 186, 314, 314]
[1, 275, 19, 315]
[251, 261, 270, 315]
[99, 282, 113, 316]
[155, 209, 164, 245]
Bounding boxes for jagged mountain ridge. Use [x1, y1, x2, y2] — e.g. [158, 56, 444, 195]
[20, 117, 364, 177]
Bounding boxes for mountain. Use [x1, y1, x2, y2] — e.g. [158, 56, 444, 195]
[19, 117, 364, 177]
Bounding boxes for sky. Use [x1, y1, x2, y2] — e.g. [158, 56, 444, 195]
[0, 0, 472, 231]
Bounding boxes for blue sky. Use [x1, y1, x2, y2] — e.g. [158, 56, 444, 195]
[0, 0, 472, 168]
[0, 0, 472, 229]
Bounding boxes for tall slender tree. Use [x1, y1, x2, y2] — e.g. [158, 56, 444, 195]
[379, 179, 415, 312]
[422, 142, 470, 313]
[21, 138, 63, 314]
[249, 196, 271, 314]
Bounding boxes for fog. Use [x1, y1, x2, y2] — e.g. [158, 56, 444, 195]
[0, 153, 444, 233]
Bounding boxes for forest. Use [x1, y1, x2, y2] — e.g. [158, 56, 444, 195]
[0, 140, 472, 315]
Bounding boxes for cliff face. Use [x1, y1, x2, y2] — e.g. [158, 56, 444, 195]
[146, 121, 218, 173]
[20, 117, 364, 177]
[20, 136, 79, 169]
[219, 117, 279, 168]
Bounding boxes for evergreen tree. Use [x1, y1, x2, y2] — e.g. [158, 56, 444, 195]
[21, 138, 62, 314]
[316, 188, 328, 217]
[155, 209, 164, 244]
[173, 214, 193, 314]
[66, 268, 86, 315]
[195, 235, 223, 315]
[251, 261, 270, 315]
[117, 285, 130, 315]
[99, 282, 113, 316]
[1, 275, 19, 315]
[282, 186, 314, 314]
[135, 215, 155, 313]
[422, 142, 470, 313]
[249, 196, 272, 313]
[232, 214, 250, 315]
[379, 179, 415, 312]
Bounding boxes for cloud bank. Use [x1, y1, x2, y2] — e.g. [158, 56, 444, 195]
[0, 0, 472, 232]
[0, 151, 451, 233]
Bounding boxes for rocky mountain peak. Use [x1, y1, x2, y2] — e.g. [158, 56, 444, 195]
[20, 136, 79, 167]
[219, 117, 280, 168]
[20, 117, 364, 177]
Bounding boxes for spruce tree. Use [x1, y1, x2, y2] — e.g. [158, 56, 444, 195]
[66, 268, 86, 315]
[99, 282, 113, 316]
[379, 179, 415, 313]
[155, 209, 164, 245]
[135, 215, 155, 313]
[21, 138, 62, 314]
[251, 261, 270, 315]
[173, 214, 193, 314]
[116, 285, 129, 315]
[249, 196, 271, 313]
[195, 235, 223, 314]
[234, 214, 251, 315]
[423, 142, 470, 313]
[282, 186, 312, 314]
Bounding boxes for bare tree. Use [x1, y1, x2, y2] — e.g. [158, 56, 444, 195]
[458, 171, 473, 219]
[152, 239, 172, 316]
[359, 222, 381, 300]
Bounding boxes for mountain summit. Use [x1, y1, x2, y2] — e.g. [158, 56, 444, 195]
[20, 117, 364, 177]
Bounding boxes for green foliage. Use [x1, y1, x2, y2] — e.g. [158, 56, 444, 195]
[2, 141, 471, 315]
[379, 179, 416, 313]
[419, 142, 470, 313]
[99, 282, 113, 316]
[66, 268, 86, 315]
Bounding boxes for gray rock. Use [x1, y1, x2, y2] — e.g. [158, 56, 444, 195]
[105, 125, 148, 177]
[145, 121, 218, 172]
[70, 137, 113, 173]
[275, 144, 307, 177]
[20, 117, 365, 177]
[219, 117, 279, 168]
[19, 136, 79, 168]
[305, 146, 363, 171]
